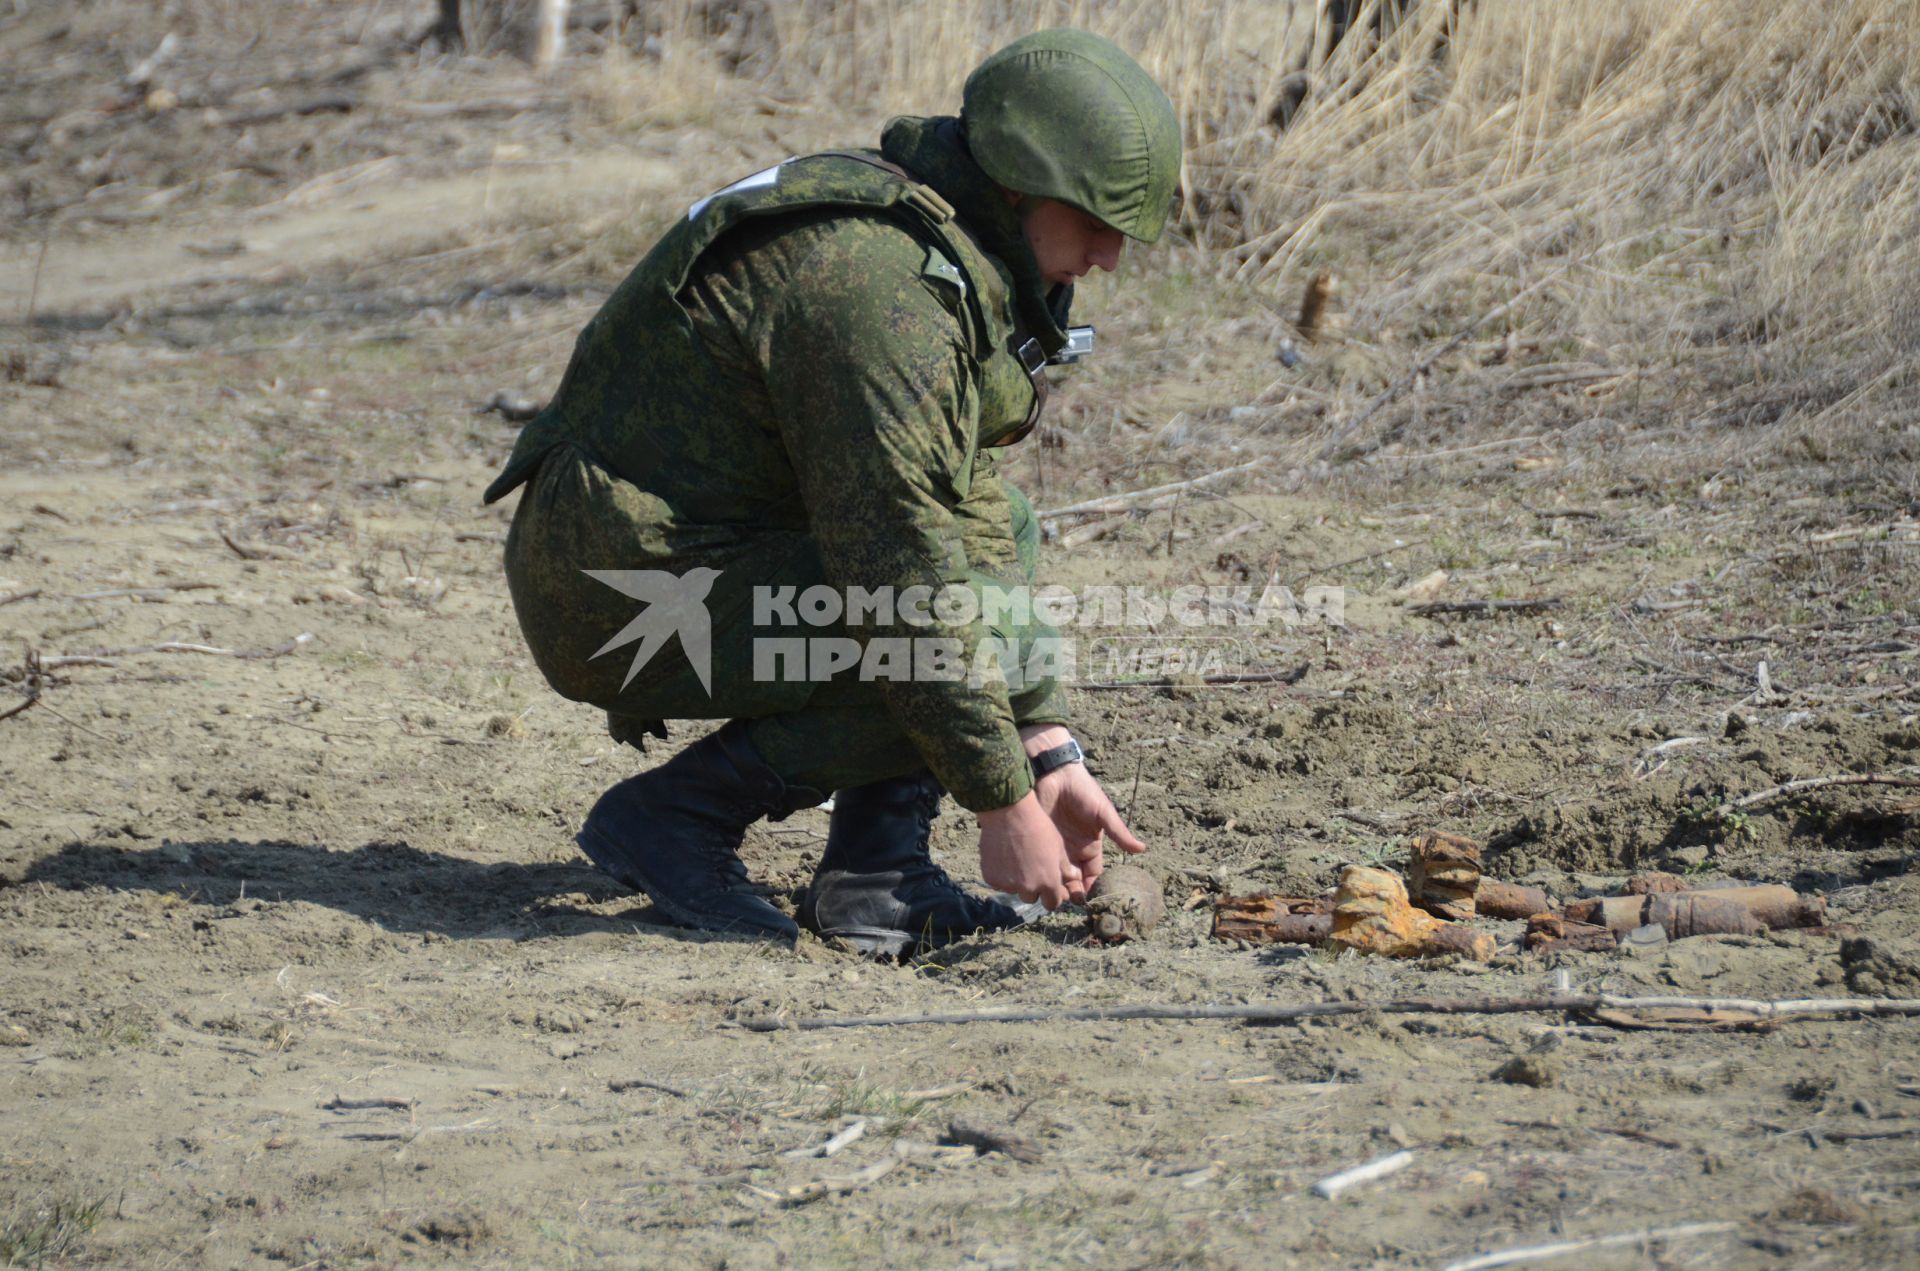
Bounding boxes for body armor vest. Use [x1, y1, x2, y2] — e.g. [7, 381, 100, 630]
[484, 151, 1046, 508]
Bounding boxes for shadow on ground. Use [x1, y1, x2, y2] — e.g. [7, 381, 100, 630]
[15, 837, 753, 941]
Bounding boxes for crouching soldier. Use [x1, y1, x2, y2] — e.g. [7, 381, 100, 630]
[484, 29, 1181, 953]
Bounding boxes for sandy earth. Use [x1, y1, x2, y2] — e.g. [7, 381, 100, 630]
[4, 4, 1920, 1268]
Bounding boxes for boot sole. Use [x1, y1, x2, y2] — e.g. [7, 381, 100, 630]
[576, 824, 798, 941]
[807, 923, 919, 958]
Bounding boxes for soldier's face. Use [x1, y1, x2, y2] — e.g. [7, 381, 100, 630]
[1019, 198, 1125, 286]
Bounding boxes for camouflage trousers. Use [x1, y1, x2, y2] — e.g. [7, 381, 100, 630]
[738, 485, 1065, 797]
[505, 443, 1066, 799]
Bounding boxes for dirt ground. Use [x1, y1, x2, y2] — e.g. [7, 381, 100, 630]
[4, 5, 1919, 1268]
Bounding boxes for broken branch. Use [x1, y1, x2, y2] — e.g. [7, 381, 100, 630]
[1037, 457, 1268, 520]
[324, 1094, 416, 1111]
[1719, 772, 1920, 815]
[41, 632, 313, 669]
[1410, 598, 1564, 617]
[734, 993, 1920, 1034]
[608, 1077, 691, 1097]
[1311, 1148, 1414, 1199]
[1441, 1220, 1740, 1271]
[1314, 265, 1572, 463]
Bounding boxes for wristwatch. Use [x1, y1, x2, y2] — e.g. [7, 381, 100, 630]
[1029, 737, 1085, 779]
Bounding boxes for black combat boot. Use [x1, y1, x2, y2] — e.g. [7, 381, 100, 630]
[577, 720, 824, 941]
[801, 771, 1042, 956]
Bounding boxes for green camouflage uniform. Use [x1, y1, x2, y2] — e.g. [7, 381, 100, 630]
[484, 117, 1073, 813]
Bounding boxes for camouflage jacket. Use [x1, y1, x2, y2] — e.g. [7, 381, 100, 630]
[484, 117, 1072, 811]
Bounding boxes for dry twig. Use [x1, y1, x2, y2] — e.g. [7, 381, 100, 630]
[1717, 772, 1920, 816]
[1311, 1149, 1415, 1199]
[1441, 1220, 1740, 1271]
[1037, 458, 1267, 520]
[608, 1077, 691, 1097]
[324, 1095, 416, 1111]
[734, 993, 1920, 1033]
[1411, 598, 1563, 617]
[41, 632, 313, 669]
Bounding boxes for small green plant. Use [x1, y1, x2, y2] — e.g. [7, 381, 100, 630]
[1680, 798, 1753, 843]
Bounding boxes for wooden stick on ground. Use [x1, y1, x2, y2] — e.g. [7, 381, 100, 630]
[1719, 772, 1920, 815]
[69, 583, 216, 601]
[324, 1094, 416, 1111]
[1037, 457, 1268, 520]
[1079, 664, 1311, 692]
[782, 1119, 867, 1160]
[41, 632, 313, 669]
[1410, 598, 1564, 617]
[608, 1077, 691, 1097]
[756, 1155, 901, 1207]
[1440, 1220, 1741, 1271]
[733, 993, 1920, 1034]
[1311, 1149, 1414, 1199]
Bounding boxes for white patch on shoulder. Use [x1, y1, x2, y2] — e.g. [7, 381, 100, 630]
[686, 163, 784, 222]
[922, 246, 966, 296]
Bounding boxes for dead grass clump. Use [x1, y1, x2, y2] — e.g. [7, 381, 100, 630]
[596, 0, 1916, 475]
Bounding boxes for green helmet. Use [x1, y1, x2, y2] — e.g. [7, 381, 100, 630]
[962, 28, 1182, 244]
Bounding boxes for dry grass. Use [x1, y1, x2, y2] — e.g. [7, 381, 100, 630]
[588, 0, 1917, 483]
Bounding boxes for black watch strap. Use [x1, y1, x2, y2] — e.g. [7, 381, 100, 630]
[1029, 738, 1085, 778]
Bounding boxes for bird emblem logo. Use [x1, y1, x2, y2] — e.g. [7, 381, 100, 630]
[582, 568, 721, 695]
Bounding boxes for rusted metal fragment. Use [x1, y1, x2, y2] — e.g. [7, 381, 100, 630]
[1567, 884, 1825, 937]
[1211, 894, 1331, 945]
[1525, 914, 1618, 954]
[1626, 871, 1759, 895]
[1643, 892, 1764, 938]
[1477, 879, 1552, 920]
[1329, 866, 1495, 962]
[1407, 831, 1480, 920]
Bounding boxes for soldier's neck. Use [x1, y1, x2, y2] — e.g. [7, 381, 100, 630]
[878, 115, 1070, 353]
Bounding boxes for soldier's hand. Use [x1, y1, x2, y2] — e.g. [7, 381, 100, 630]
[1019, 723, 1146, 888]
[1032, 762, 1147, 888]
[977, 793, 1083, 909]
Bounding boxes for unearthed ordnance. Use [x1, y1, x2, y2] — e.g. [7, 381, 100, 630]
[1524, 914, 1618, 954]
[1626, 871, 1755, 895]
[1565, 884, 1825, 937]
[1211, 894, 1332, 945]
[1407, 831, 1480, 920]
[1405, 831, 1549, 920]
[1641, 892, 1762, 939]
[1476, 879, 1553, 921]
[1329, 866, 1496, 962]
[1085, 864, 1166, 944]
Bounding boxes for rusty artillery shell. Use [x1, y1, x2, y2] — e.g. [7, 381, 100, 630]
[1566, 884, 1825, 937]
[1524, 914, 1618, 954]
[1407, 831, 1481, 920]
[1642, 892, 1762, 938]
[1476, 879, 1553, 920]
[1211, 894, 1332, 945]
[1085, 864, 1166, 944]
